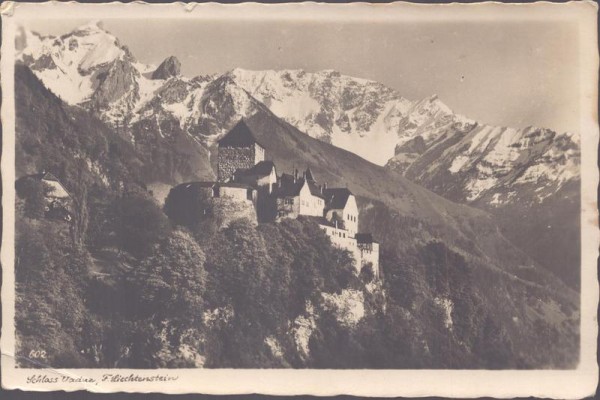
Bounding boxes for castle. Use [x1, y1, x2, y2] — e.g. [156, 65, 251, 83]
[170, 120, 379, 278]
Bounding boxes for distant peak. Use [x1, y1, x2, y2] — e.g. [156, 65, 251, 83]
[73, 20, 107, 34]
[319, 69, 341, 77]
[151, 56, 181, 80]
[230, 67, 248, 74]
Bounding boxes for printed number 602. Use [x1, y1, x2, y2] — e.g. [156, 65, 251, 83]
[28, 350, 47, 359]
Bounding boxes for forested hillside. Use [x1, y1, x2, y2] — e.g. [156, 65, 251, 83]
[14, 64, 579, 369]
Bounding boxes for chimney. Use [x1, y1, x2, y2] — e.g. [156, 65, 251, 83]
[324, 182, 328, 190]
[294, 168, 298, 182]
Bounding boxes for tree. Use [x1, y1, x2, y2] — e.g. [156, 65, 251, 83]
[128, 229, 207, 320]
[16, 177, 46, 219]
[203, 218, 277, 367]
[359, 263, 375, 284]
[71, 160, 89, 247]
[15, 221, 89, 368]
[115, 192, 170, 258]
[122, 229, 207, 368]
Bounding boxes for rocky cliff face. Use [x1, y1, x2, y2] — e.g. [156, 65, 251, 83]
[152, 56, 181, 80]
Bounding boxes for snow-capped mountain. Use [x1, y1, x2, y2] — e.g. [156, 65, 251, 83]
[390, 123, 580, 207]
[228, 68, 416, 164]
[226, 68, 580, 207]
[228, 68, 480, 166]
[16, 21, 164, 125]
[17, 21, 580, 210]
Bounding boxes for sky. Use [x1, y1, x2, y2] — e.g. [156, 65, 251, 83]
[25, 18, 580, 134]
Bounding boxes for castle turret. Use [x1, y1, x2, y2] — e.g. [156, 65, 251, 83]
[217, 120, 265, 182]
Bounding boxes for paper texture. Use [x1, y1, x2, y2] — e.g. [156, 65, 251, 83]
[1, 1, 598, 397]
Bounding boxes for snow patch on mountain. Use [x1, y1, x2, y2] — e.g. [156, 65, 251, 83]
[17, 22, 130, 105]
[17, 21, 579, 210]
[78, 31, 125, 73]
[394, 120, 580, 205]
[229, 68, 416, 164]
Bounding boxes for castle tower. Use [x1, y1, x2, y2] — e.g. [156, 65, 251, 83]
[217, 120, 265, 182]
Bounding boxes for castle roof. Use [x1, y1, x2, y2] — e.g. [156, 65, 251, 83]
[356, 233, 377, 244]
[275, 174, 303, 197]
[275, 173, 324, 199]
[234, 161, 276, 178]
[307, 181, 324, 198]
[218, 120, 264, 148]
[304, 167, 315, 182]
[324, 188, 353, 209]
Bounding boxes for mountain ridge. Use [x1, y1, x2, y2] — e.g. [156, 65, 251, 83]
[14, 62, 579, 368]
[16, 22, 579, 207]
[16, 22, 581, 289]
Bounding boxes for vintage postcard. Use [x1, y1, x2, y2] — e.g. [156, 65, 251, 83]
[1, 1, 598, 397]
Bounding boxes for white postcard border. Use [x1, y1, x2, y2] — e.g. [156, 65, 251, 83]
[1, 2, 598, 398]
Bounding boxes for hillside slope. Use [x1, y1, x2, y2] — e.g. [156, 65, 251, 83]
[15, 59, 579, 369]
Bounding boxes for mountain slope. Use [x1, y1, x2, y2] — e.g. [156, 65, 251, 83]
[14, 63, 212, 190]
[385, 120, 581, 289]
[224, 68, 581, 289]
[15, 59, 579, 368]
[15, 19, 580, 293]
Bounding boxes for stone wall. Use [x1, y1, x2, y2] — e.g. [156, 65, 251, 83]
[218, 145, 256, 182]
[359, 242, 380, 278]
[211, 196, 257, 228]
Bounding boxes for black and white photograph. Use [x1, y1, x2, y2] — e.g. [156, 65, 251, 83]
[1, 1, 598, 397]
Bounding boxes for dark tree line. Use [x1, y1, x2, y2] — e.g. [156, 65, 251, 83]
[15, 178, 530, 369]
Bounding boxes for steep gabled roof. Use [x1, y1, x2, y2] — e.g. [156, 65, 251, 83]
[41, 172, 61, 182]
[307, 180, 325, 199]
[26, 172, 71, 198]
[218, 120, 264, 148]
[275, 174, 303, 197]
[324, 188, 353, 209]
[275, 174, 325, 199]
[304, 167, 315, 182]
[234, 161, 276, 178]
